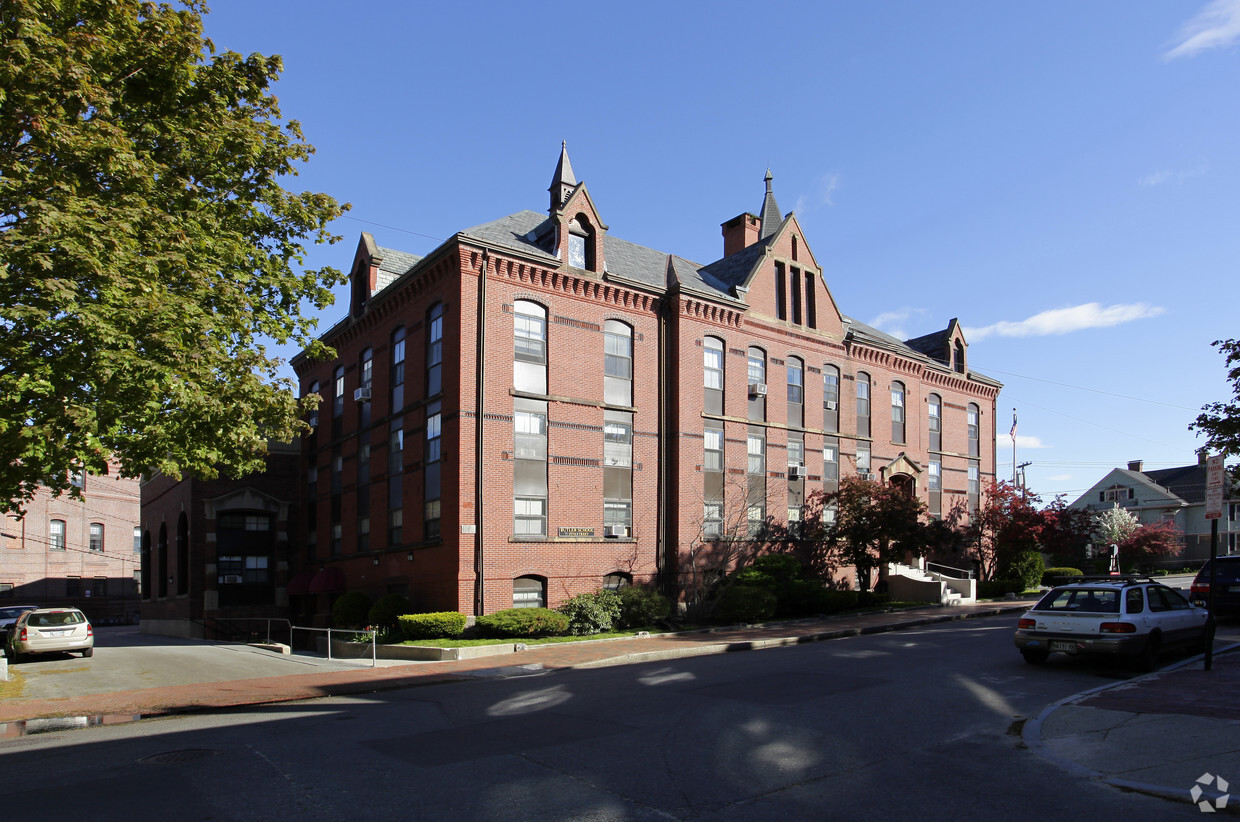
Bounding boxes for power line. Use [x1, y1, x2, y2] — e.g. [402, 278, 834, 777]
[976, 364, 1200, 411]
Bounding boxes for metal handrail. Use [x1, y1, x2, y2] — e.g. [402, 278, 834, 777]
[290, 625, 376, 667]
[925, 561, 974, 580]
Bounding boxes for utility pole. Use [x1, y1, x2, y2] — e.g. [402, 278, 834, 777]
[1017, 461, 1032, 499]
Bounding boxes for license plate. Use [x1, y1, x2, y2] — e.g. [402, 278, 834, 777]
[1050, 640, 1078, 653]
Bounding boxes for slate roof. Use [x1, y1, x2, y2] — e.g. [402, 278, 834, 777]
[1142, 464, 1209, 505]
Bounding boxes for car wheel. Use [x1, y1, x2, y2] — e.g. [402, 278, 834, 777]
[1022, 649, 1049, 665]
[1136, 634, 1161, 673]
[81, 647, 93, 658]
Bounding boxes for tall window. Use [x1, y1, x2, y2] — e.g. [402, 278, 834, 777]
[891, 381, 906, 443]
[928, 460, 942, 517]
[604, 410, 633, 538]
[747, 432, 765, 476]
[703, 336, 724, 416]
[389, 418, 403, 546]
[513, 397, 548, 537]
[332, 365, 345, 437]
[604, 320, 633, 406]
[954, 340, 966, 374]
[968, 461, 980, 511]
[823, 438, 839, 485]
[391, 326, 406, 411]
[176, 513, 188, 595]
[787, 356, 804, 428]
[49, 519, 66, 551]
[89, 522, 104, 552]
[775, 261, 787, 321]
[748, 347, 766, 421]
[133, 526, 142, 553]
[967, 403, 980, 458]
[427, 303, 444, 396]
[358, 347, 373, 427]
[823, 365, 840, 432]
[928, 394, 942, 452]
[357, 441, 371, 553]
[514, 300, 547, 394]
[425, 401, 442, 539]
[158, 522, 168, 597]
[307, 380, 320, 429]
[857, 442, 871, 475]
[703, 428, 724, 471]
[856, 372, 871, 438]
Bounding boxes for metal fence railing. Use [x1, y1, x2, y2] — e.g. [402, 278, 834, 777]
[290, 626, 377, 667]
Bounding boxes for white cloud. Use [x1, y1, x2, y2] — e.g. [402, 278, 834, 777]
[1163, 0, 1240, 60]
[1013, 435, 1047, 450]
[793, 172, 841, 214]
[868, 306, 926, 341]
[1139, 164, 1208, 187]
[963, 302, 1165, 342]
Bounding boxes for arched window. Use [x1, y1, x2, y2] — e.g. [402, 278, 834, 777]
[856, 371, 871, 438]
[513, 300, 547, 394]
[390, 326, 406, 411]
[176, 513, 189, 596]
[928, 393, 942, 452]
[513, 576, 547, 609]
[427, 303, 444, 396]
[604, 320, 633, 406]
[703, 336, 724, 415]
[891, 381, 906, 443]
[954, 340, 966, 374]
[967, 403, 980, 457]
[568, 215, 595, 271]
[603, 572, 632, 590]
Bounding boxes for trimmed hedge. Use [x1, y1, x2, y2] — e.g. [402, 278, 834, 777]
[369, 594, 413, 628]
[398, 611, 467, 640]
[559, 590, 622, 636]
[331, 591, 372, 629]
[616, 585, 671, 628]
[1042, 567, 1083, 586]
[855, 590, 890, 609]
[978, 578, 1024, 598]
[713, 584, 778, 624]
[475, 607, 569, 638]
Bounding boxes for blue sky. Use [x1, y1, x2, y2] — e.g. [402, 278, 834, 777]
[201, 1, 1240, 504]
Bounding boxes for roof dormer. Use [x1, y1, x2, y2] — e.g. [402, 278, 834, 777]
[547, 142, 607, 274]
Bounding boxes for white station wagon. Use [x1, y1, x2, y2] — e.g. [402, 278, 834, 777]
[1013, 576, 1210, 671]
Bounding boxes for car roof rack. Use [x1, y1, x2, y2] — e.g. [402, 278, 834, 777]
[1052, 574, 1158, 584]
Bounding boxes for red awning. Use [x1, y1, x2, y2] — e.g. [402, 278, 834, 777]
[307, 566, 346, 594]
[286, 570, 314, 596]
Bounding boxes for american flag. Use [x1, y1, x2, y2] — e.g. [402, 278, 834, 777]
[1009, 413, 1018, 441]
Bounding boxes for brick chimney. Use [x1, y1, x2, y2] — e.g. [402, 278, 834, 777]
[1127, 460, 1143, 472]
[1199, 452, 1208, 465]
[721, 213, 760, 257]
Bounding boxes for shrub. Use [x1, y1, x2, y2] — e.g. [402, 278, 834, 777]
[855, 590, 890, 609]
[331, 591, 373, 629]
[615, 585, 671, 629]
[819, 589, 860, 614]
[712, 584, 778, 624]
[1003, 551, 1045, 591]
[369, 594, 413, 629]
[1042, 567, 1082, 586]
[978, 579, 1024, 598]
[558, 590, 623, 635]
[398, 611, 467, 640]
[475, 608, 569, 638]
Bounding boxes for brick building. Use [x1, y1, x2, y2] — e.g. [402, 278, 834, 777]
[137, 443, 300, 637]
[289, 145, 1001, 617]
[1, 467, 141, 624]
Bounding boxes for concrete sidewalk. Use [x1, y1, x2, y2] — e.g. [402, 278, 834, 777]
[3, 600, 1238, 813]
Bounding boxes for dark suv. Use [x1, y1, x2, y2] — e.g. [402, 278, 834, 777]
[1190, 556, 1240, 617]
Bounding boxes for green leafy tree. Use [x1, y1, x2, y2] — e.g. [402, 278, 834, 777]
[806, 475, 930, 590]
[0, 0, 347, 512]
[1191, 339, 1240, 482]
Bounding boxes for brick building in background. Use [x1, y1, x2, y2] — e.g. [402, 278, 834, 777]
[1, 467, 141, 623]
[288, 145, 1001, 618]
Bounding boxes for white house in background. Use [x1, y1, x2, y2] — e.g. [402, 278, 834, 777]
[1069, 457, 1239, 564]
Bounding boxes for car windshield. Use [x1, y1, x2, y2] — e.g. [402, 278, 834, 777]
[1035, 588, 1120, 613]
[0, 607, 34, 620]
[28, 611, 84, 627]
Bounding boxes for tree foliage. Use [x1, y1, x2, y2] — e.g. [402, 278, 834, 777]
[949, 480, 1043, 581]
[806, 476, 930, 590]
[1038, 494, 1096, 566]
[1191, 338, 1240, 482]
[0, 0, 347, 512]
[1092, 506, 1139, 547]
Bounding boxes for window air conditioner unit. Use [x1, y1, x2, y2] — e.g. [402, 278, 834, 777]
[604, 525, 627, 538]
[861, 472, 877, 481]
[354, 386, 372, 401]
[749, 382, 768, 397]
[788, 463, 805, 480]
[825, 400, 837, 411]
[221, 575, 243, 584]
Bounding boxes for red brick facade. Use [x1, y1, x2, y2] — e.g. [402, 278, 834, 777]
[288, 146, 1001, 617]
[1, 467, 141, 624]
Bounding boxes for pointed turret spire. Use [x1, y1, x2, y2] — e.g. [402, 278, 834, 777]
[759, 168, 782, 239]
[549, 141, 577, 212]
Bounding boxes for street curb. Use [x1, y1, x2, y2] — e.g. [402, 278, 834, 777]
[1022, 642, 1240, 813]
